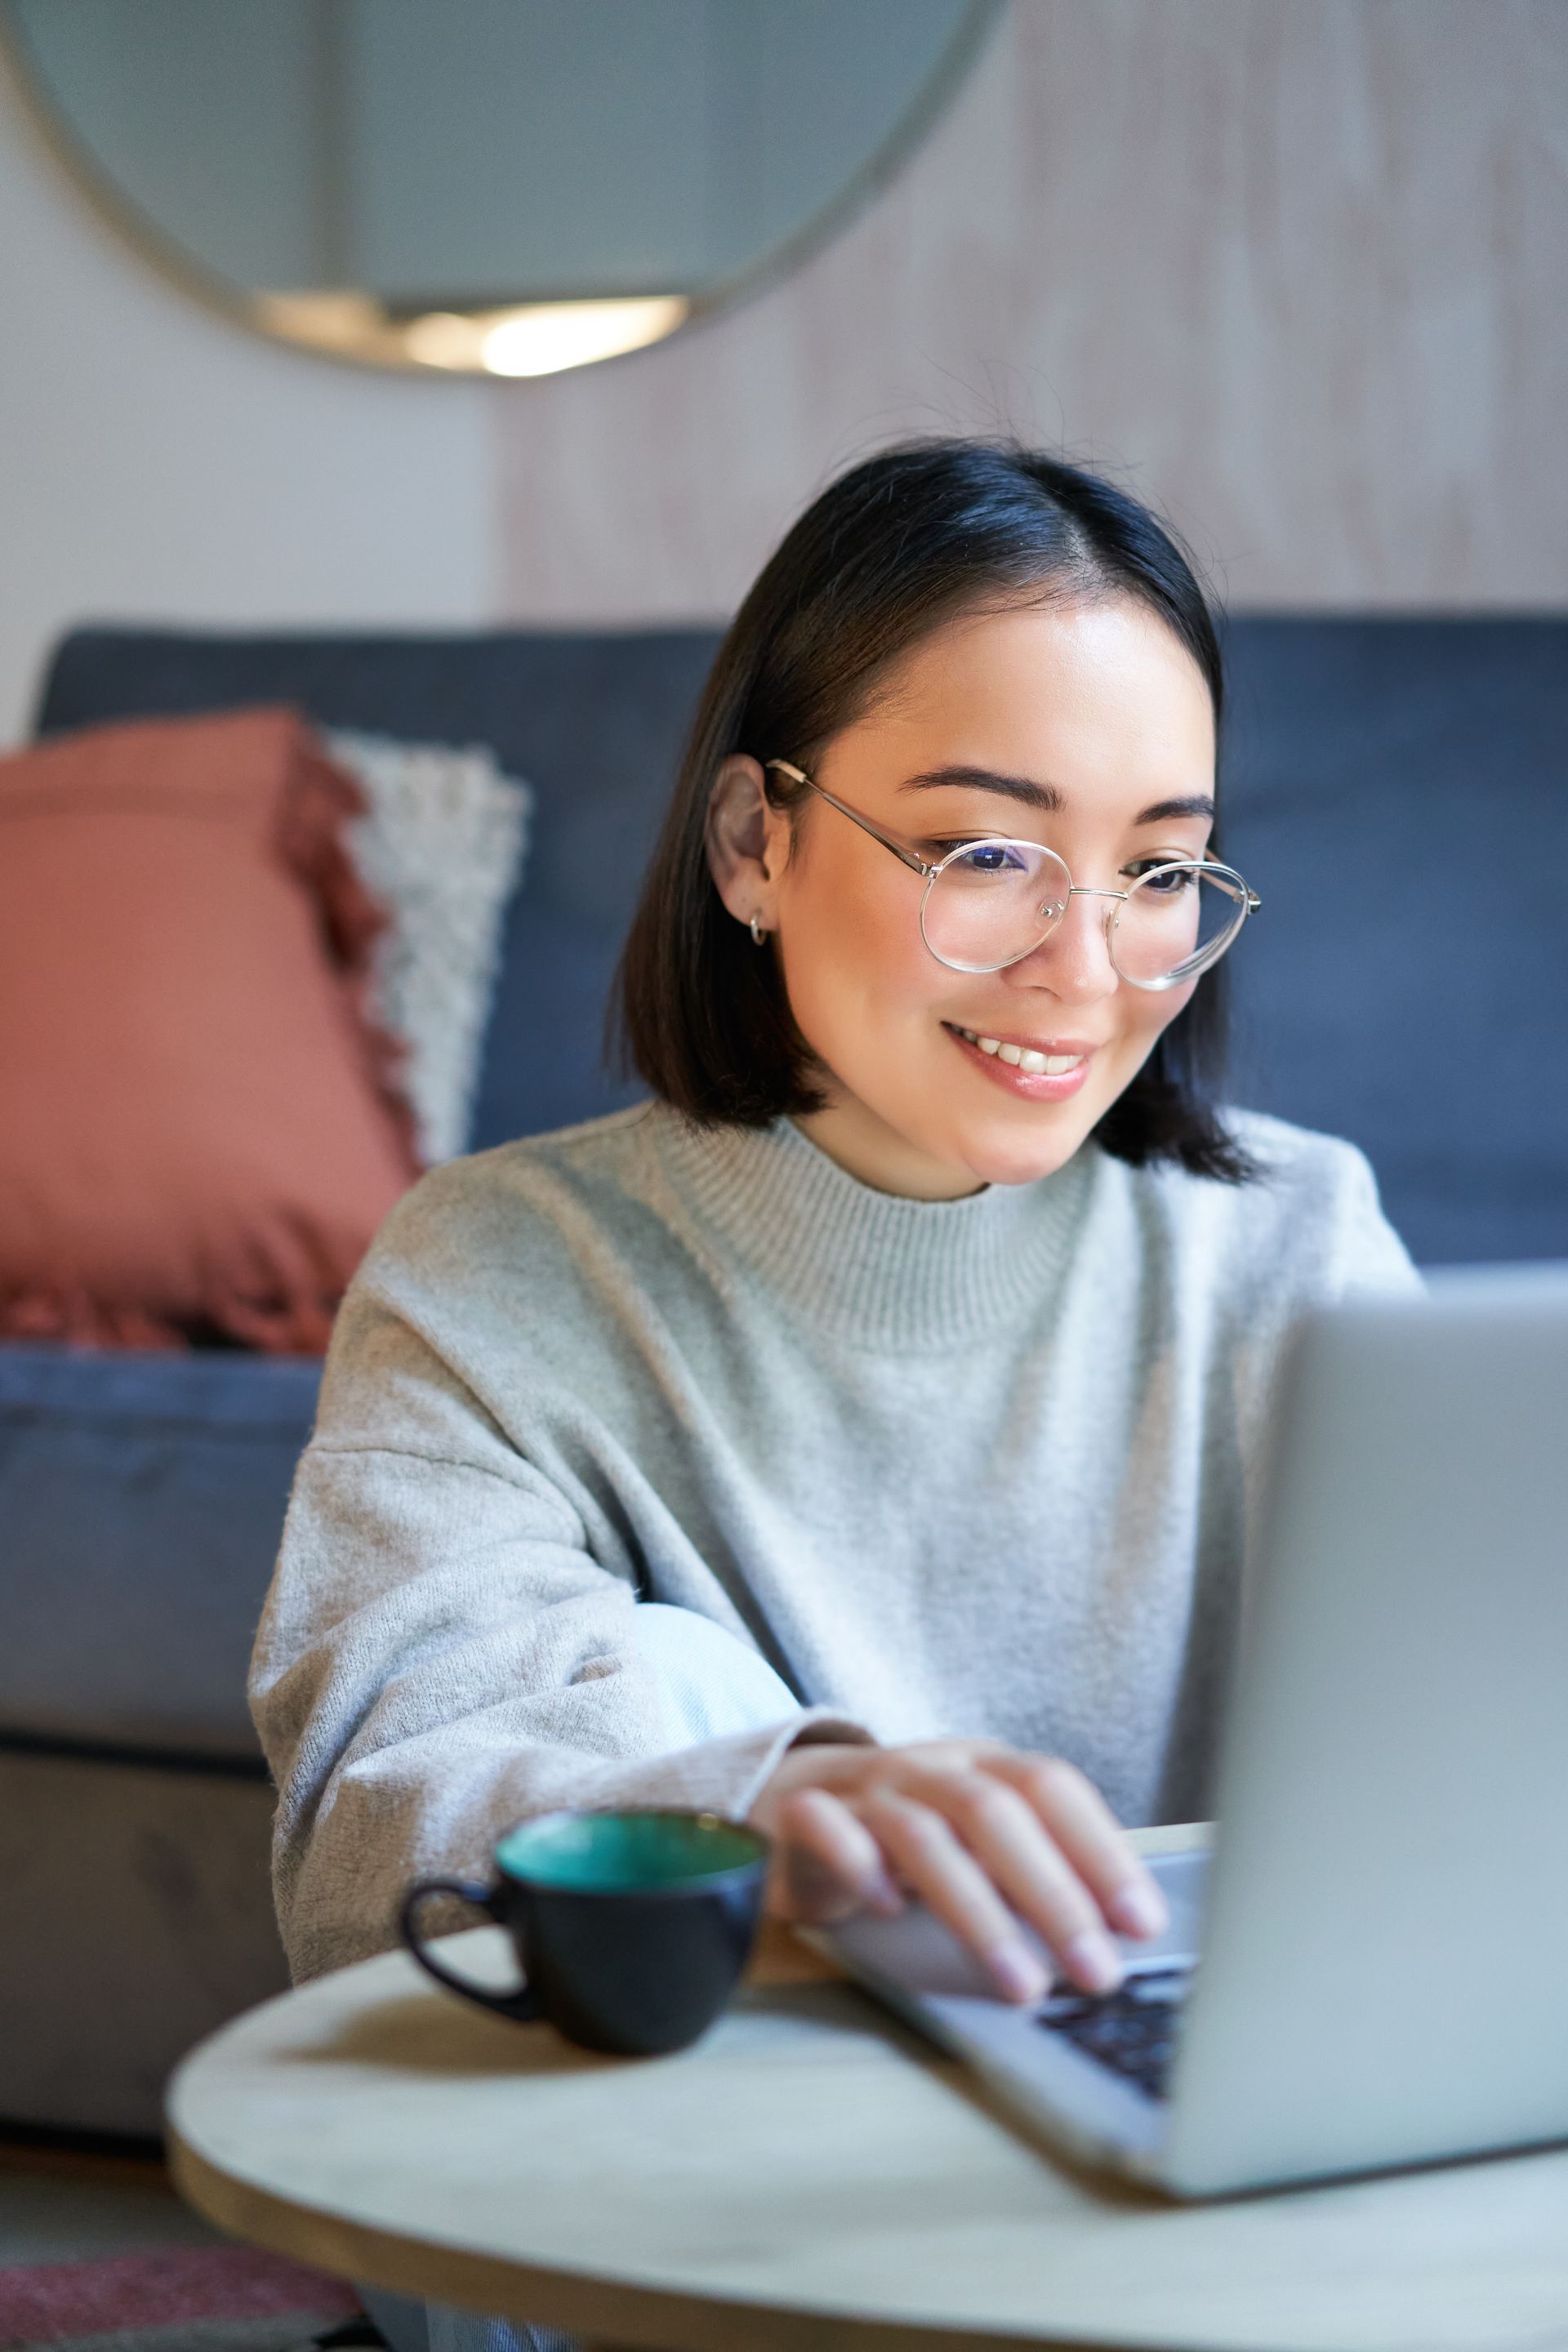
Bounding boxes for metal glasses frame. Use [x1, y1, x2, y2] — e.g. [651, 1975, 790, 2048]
[763, 759, 1261, 990]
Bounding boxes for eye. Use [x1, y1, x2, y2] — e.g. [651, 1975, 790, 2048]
[942, 840, 1030, 875]
[1124, 857, 1198, 893]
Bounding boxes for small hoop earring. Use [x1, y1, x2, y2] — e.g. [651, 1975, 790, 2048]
[749, 913, 768, 946]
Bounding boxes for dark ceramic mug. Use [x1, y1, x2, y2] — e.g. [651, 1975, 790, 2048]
[399, 1808, 770, 2056]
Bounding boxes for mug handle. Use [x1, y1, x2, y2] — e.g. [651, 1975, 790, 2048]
[398, 1876, 541, 2022]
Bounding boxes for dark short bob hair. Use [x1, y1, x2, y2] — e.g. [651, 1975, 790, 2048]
[617, 438, 1252, 1182]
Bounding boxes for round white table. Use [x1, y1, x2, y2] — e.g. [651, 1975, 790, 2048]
[167, 1827, 1568, 2351]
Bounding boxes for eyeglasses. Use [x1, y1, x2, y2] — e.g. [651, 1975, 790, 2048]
[764, 760, 1261, 991]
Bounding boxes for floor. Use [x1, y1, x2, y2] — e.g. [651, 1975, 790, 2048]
[0, 2133, 223, 2269]
[0, 2129, 376, 2352]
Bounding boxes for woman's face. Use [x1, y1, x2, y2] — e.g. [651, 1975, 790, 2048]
[713, 596, 1219, 1200]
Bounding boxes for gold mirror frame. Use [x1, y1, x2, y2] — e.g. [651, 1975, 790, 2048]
[0, 2, 1003, 378]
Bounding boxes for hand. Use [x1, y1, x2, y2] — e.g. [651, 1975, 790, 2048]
[748, 1739, 1168, 2004]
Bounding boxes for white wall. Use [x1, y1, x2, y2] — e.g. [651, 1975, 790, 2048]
[0, 42, 496, 745]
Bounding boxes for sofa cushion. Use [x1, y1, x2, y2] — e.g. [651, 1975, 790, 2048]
[325, 728, 533, 1165]
[0, 708, 422, 1352]
[0, 1343, 318, 1761]
[1218, 621, 1568, 1265]
[33, 628, 723, 1152]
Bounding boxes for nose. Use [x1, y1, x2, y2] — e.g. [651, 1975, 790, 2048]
[1014, 887, 1120, 1001]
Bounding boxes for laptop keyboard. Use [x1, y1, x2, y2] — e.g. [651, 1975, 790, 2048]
[1035, 1965, 1192, 2100]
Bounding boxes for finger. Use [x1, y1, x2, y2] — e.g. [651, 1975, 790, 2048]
[859, 1790, 1049, 2005]
[897, 1765, 1125, 1993]
[988, 1753, 1169, 1943]
[767, 1788, 903, 1926]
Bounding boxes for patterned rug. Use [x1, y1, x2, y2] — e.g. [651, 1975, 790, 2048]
[0, 2242, 363, 2352]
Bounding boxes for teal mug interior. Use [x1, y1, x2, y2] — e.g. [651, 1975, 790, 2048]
[494, 1808, 768, 1893]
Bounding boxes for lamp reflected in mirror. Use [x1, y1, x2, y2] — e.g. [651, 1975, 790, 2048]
[257, 292, 693, 377]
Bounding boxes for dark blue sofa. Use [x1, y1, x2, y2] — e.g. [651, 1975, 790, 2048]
[2, 620, 1564, 2134]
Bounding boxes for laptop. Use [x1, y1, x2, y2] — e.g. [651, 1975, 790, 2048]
[822, 1266, 1568, 2198]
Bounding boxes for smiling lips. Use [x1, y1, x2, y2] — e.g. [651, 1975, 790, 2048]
[951, 1025, 1085, 1076]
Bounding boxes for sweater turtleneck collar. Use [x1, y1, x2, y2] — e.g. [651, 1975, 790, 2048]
[653, 1107, 1095, 1350]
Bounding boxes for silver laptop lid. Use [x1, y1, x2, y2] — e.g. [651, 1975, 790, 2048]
[1163, 1266, 1568, 2195]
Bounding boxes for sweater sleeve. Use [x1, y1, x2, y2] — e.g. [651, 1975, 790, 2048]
[249, 1284, 866, 1984]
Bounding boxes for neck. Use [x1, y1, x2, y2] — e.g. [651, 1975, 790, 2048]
[792, 1098, 987, 1202]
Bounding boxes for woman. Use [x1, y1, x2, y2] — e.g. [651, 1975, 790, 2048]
[252, 439, 1415, 2031]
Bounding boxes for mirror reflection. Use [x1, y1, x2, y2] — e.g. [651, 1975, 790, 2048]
[2, 0, 998, 374]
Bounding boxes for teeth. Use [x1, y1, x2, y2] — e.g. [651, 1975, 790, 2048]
[956, 1027, 1084, 1076]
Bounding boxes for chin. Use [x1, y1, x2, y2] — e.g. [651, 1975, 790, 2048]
[952, 1119, 1095, 1188]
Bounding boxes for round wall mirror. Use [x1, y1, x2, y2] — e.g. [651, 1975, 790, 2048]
[2, 0, 1000, 376]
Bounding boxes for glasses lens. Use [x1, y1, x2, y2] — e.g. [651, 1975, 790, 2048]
[1112, 863, 1249, 988]
[922, 840, 1071, 973]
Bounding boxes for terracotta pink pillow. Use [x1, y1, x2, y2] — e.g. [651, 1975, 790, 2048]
[0, 709, 422, 1352]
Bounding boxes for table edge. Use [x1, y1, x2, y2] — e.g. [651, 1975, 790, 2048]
[165, 2125, 1118, 2352]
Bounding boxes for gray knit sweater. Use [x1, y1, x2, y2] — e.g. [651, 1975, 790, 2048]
[251, 1103, 1418, 1983]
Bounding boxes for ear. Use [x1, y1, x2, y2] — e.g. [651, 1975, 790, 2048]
[705, 755, 786, 932]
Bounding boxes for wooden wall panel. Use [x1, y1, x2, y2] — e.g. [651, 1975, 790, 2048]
[492, 0, 1566, 619]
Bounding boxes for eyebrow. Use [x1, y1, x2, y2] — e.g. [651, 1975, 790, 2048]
[899, 766, 1215, 826]
[1136, 795, 1216, 825]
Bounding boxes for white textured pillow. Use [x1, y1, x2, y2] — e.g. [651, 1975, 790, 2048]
[326, 730, 531, 1166]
